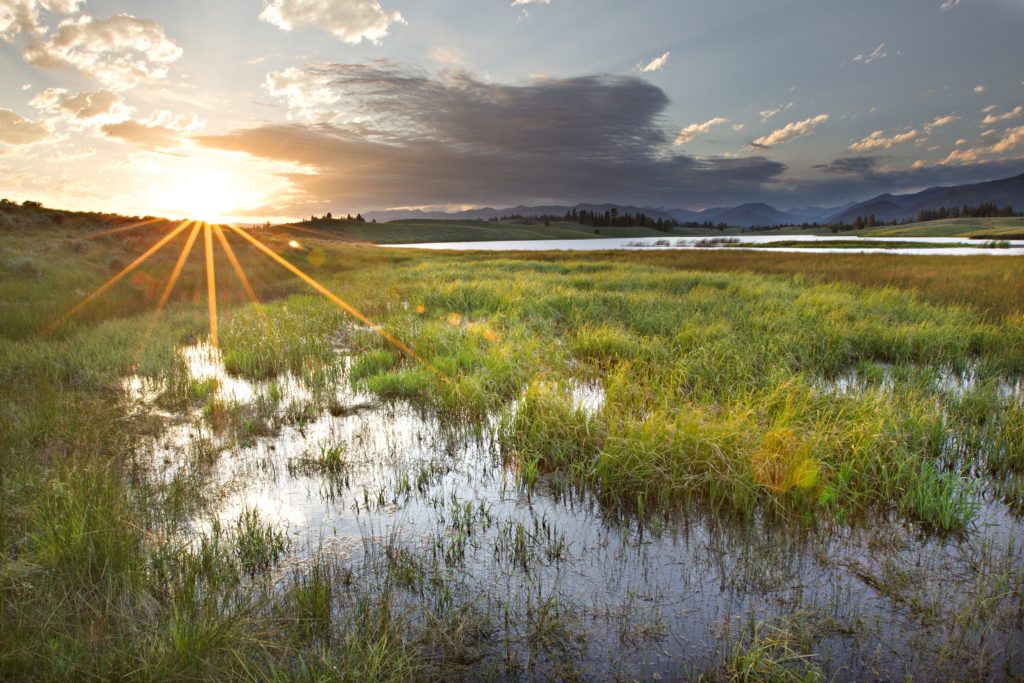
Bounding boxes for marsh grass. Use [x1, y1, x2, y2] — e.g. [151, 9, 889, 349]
[2, 206, 1023, 679]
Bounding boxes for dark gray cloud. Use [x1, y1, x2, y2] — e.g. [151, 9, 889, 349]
[812, 156, 882, 176]
[199, 62, 1024, 214]
[199, 62, 785, 212]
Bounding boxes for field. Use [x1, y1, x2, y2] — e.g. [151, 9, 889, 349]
[287, 218, 707, 244]
[858, 217, 1024, 239]
[291, 216, 1024, 244]
[2, 204, 1024, 680]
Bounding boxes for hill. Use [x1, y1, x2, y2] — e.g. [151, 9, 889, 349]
[284, 218, 704, 244]
[829, 173, 1024, 225]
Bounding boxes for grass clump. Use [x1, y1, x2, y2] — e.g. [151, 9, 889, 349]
[233, 508, 288, 574]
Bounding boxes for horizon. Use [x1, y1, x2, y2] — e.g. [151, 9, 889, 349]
[2, 0, 1023, 221]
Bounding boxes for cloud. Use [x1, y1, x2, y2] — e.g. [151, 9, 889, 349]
[100, 110, 203, 149]
[431, 47, 464, 66]
[638, 51, 670, 73]
[259, 0, 404, 44]
[24, 14, 182, 90]
[923, 114, 957, 133]
[939, 0, 959, 9]
[982, 106, 1023, 126]
[673, 117, 729, 145]
[29, 87, 130, 127]
[511, 0, 549, 4]
[852, 43, 887, 64]
[974, 84, 985, 93]
[753, 114, 829, 147]
[942, 125, 1024, 164]
[847, 115, 954, 152]
[198, 62, 786, 213]
[849, 129, 920, 152]
[264, 66, 342, 121]
[0, 0, 84, 41]
[0, 108, 49, 145]
[759, 102, 792, 122]
[813, 156, 881, 176]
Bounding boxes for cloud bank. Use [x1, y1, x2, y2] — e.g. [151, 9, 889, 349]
[200, 62, 785, 212]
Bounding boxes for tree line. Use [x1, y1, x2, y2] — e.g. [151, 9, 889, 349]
[916, 203, 1018, 222]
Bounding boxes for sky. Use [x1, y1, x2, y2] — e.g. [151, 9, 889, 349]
[1, 0, 1023, 221]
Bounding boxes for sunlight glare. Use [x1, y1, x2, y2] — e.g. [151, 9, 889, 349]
[152, 168, 261, 223]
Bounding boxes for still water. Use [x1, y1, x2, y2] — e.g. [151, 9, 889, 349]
[382, 235, 1024, 255]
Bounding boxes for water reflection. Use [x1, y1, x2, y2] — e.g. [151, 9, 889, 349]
[123, 345, 1024, 678]
[382, 235, 1024, 256]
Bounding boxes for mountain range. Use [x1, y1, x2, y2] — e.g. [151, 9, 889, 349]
[363, 172, 1024, 228]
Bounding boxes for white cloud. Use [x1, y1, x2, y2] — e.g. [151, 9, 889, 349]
[943, 125, 1024, 163]
[264, 67, 342, 122]
[939, 0, 960, 9]
[673, 116, 728, 145]
[259, 0, 404, 44]
[732, 123, 744, 131]
[0, 0, 84, 41]
[753, 114, 829, 147]
[982, 106, 1023, 126]
[0, 108, 49, 145]
[982, 104, 997, 113]
[638, 51, 669, 73]
[511, 0, 549, 4]
[923, 114, 957, 133]
[29, 87, 131, 127]
[24, 14, 182, 90]
[759, 102, 792, 122]
[974, 84, 985, 93]
[849, 128, 920, 152]
[955, 138, 966, 146]
[852, 43, 887, 64]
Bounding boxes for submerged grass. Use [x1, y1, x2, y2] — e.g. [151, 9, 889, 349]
[1, 205, 1022, 679]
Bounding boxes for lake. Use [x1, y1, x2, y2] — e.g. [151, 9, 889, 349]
[383, 234, 1024, 255]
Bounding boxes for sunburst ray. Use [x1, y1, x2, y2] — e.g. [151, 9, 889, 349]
[133, 221, 201, 360]
[156, 221, 201, 312]
[226, 224, 424, 364]
[213, 224, 266, 321]
[203, 223, 219, 346]
[47, 220, 192, 334]
[83, 217, 166, 241]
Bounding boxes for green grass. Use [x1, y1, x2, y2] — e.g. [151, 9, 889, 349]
[754, 239, 1001, 249]
[281, 217, 694, 244]
[859, 216, 1024, 238]
[2, 203, 1023, 679]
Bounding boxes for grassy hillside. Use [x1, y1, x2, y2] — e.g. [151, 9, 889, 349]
[859, 216, 1024, 238]
[287, 218, 700, 243]
[289, 216, 1024, 243]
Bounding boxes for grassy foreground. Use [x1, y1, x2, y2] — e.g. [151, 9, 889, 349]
[2, 205, 1023, 679]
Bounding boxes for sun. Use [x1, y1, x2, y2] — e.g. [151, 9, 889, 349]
[150, 167, 262, 223]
